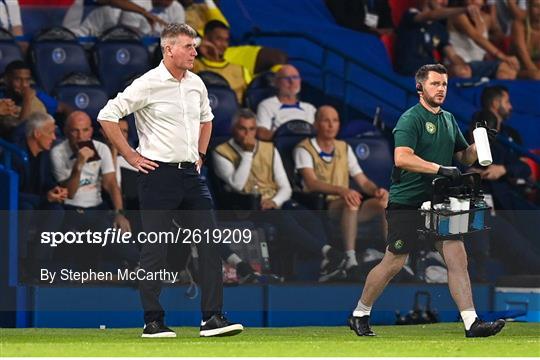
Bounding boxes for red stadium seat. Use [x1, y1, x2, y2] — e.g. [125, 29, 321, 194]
[380, 32, 396, 64]
[388, 0, 416, 28]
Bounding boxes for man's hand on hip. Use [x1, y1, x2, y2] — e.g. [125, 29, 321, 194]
[126, 151, 159, 174]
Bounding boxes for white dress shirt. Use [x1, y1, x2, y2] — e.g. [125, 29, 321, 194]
[294, 138, 363, 176]
[98, 61, 214, 163]
[212, 139, 292, 208]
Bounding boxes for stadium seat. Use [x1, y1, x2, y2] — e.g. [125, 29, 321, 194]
[0, 29, 23, 75]
[54, 83, 109, 126]
[345, 134, 393, 190]
[338, 118, 379, 139]
[244, 71, 276, 111]
[30, 27, 92, 94]
[93, 26, 151, 97]
[273, 120, 315, 185]
[207, 85, 238, 137]
[379, 32, 395, 65]
[198, 71, 230, 88]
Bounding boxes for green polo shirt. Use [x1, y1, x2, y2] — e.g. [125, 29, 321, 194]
[389, 103, 469, 206]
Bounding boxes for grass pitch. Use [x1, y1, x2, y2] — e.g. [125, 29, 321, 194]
[1, 323, 539, 357]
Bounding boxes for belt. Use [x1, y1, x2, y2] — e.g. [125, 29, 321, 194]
[157, 161, 196, 169]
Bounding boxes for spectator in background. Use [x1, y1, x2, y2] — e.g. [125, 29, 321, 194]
[119, 0, 185, 36]
[256, 64, 316, 141]
[511, 0, 540, 79]
[0, 61, 72, 134]
[194, 20, 252, 103]
[62, 0, 168, 37]
[325, 0, 394, 35]
[294, 105, 389, 282]
[448, 0, 519, 80]
[15, 113, 67, 281]
[0, 0, 27, 53]
[395, 0, 477, 77]
[0, 98, 20, 139]
[491, 0, 528, 35]
[214, 109, 347, 282]
[181, 0, 287, 75]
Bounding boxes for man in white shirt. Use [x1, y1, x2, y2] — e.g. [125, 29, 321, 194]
[98, 23, 242, 338]
[213, 108, 347, 282]
[294, 105, 389, 282]
[256, 64, 316, 140]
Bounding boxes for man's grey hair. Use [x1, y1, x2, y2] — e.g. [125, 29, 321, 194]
[231, 108, 256, 129]
[160, 23, 197, 50]
[25, 112, 55, 137]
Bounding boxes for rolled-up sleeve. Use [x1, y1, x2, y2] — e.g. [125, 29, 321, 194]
[97, 77, 149, 123]
[200, 82, 214, 123]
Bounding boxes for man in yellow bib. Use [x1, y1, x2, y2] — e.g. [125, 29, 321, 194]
[294, 105, 389, 282]
[213, 108, 348, 282]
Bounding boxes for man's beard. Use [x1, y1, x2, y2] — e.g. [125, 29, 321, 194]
[424, 93, 444, 107]
[498, 105, 511, 120]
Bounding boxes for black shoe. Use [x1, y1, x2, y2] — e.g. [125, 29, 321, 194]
[319, 248, 347, 282]
[200, 314, 244, 337]
[348, 315, 376, 336]
[141, 321, 176, 338]
[345, 265, 365, 282]
[465, 318, 505, 338]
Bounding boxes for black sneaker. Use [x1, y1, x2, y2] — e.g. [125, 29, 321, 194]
[345, 265, 365, 282]
[348, 315, 376, 336]
[200, 314, 244, 337]
[465, 318, 505, 338]
[141, 321, 176, 338]
[319, 248, 347, 282]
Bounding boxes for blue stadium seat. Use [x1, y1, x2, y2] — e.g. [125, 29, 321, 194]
[338, 118, 379, 138]
[244, 71, 275, 111]
[207, 85, 238, 137]
[93, 27, 151, 97]
[0, 29, 22, 75]
[55, 85, 109, 124]
[273, 120, 315, 185]
[30, 27, 92, 94]
[345, 135, 393, 190]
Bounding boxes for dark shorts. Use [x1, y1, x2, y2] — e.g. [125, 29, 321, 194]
[468, 60, 501, 79]
[385, 202, 423, 254]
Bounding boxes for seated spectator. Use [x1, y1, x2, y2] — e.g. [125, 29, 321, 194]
[213, 109, 347, 282]
[0, 61, 72, 136]
[448, 0, 519, 80]
[395, 0, 476, 77]
[14, 112, 67, 281]
[294, 105, 389, 281]
[194, 20, 252, 103]
[0, 98, 20, 139]
[256, 64, 316, 141]
[325, 0, 394, 35]
[62, 0, 168, 37]
[489, 0, 527, 35]
[0, 0, 27, 53]
[511, 0, 540, 79]
[181, 0, 287, 75]
[118, 0, 185, 36]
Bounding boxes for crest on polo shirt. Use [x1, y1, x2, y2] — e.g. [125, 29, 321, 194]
[425, 122, 436, 134]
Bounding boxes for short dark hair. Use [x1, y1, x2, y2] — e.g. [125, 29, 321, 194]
[415, 64, 448, 85]
[480, 85, 509, 109]
[4, 60, 30, 77]
[204, 20, 229, 36]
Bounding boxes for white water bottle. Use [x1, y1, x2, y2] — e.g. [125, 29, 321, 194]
[473, 127, 493, 166]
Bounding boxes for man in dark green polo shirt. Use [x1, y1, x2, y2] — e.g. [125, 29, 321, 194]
[348, 64, 505, 338]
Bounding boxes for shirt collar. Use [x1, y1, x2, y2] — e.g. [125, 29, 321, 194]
[158, 61, 192, 82]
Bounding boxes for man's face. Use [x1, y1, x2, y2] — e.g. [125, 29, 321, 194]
[7, 69, 32, 95]
[205, 27, 230, 58]
[65, 114, 93, 147]
[166, 34, 198, 71]
[276, 66, 302, 97]
[233, 117, 256, 144]
[34, 120, 56, 151]
[530, 0, 540, 22]
[421, 71, 448, 107]
[315, 107, 340, 140]
[496, 91, 512, 120]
